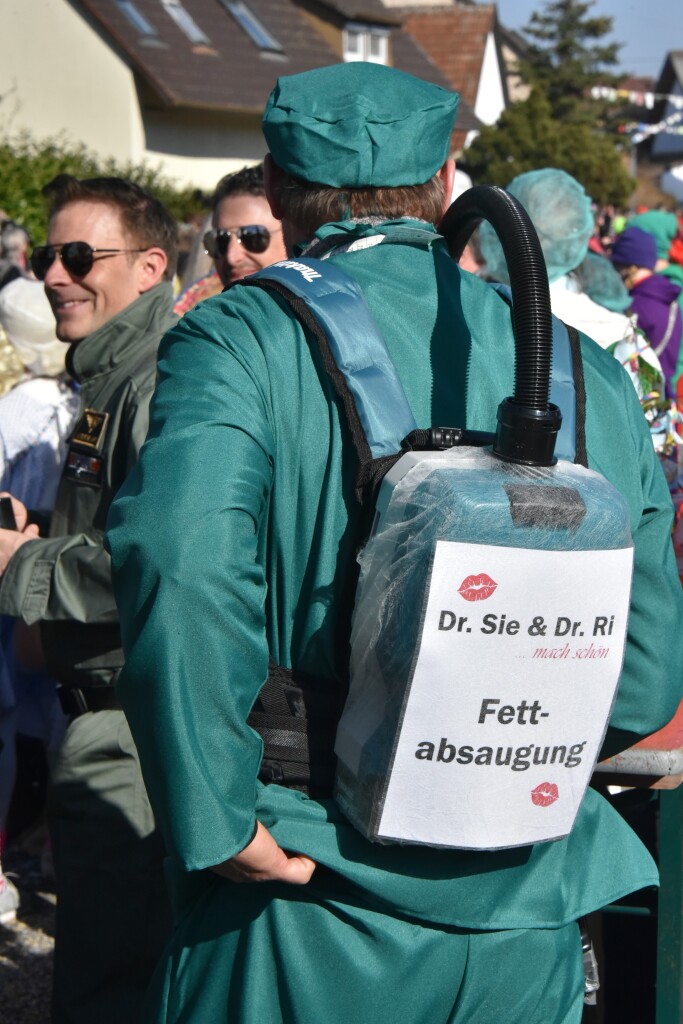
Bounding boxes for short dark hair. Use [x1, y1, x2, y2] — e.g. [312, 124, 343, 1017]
[272, 170, 446, 238]
[42, 175, 179, 279]
[212, 163, 265, 209]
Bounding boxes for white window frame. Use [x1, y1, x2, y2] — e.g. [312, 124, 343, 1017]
[160, 0, 211, 45]
[343, 23, 389, 64]
[221, 1, 283, 52]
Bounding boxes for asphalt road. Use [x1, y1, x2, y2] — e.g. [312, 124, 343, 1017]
[0, 845, 54, 1024]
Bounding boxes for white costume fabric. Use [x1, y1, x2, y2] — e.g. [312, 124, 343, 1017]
[0, 376, 79, 511]
[549, 275, 632, 349]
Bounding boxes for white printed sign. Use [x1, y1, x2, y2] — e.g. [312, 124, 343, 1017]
[377, 540, 633, 849]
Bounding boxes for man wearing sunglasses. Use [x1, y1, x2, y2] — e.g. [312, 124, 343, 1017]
[108, 64, 683, 1024]
[205, 162, 286, 287]
[0, 174, 177, 1024]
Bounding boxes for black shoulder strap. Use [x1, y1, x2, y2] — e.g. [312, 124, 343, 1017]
[565, 323, 588, 468]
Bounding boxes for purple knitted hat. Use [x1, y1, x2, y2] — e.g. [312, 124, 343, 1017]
[610, 226, 657, 270]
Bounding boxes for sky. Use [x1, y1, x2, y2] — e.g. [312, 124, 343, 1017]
[493, 0, 680, 81]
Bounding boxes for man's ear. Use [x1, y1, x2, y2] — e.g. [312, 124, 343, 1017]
[438, 158, 456, 218]
[264, 154, 284, 220]
[136, 247, 168, 292]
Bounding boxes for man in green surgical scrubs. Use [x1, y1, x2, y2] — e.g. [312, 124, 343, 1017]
[107, 63, 683, 1024]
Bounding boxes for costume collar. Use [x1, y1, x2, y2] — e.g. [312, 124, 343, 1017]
[66, 283, 174, 384]
[297, 218, 445, 261]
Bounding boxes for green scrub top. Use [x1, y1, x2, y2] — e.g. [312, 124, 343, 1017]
[108, 221, 683, 931]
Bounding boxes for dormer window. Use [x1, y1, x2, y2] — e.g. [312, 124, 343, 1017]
[343, 23, 389, 64]
[160, 0, 211, 45]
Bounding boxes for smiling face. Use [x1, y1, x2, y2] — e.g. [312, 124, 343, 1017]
[212, 193, 286, 286]
[43, 200, 154, 344]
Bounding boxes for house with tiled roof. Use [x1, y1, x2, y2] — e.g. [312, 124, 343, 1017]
[298, 0, 510, 149]
[1, 0, 505, 190]
[497, 23, 529, 104]
[288, 0, 483, 150]
[398, 2, 508, 136]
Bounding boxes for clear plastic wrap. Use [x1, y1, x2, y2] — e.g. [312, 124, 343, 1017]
[334, 447, 633, 849]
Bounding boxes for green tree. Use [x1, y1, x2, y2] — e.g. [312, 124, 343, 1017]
[519, 0, 622, 126]
[460, 90, 634, 207]
[0, 132, 206, 241]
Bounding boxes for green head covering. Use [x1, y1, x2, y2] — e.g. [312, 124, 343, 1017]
[627, 210, 678, 260]
[262, 63, 459, 188]
[576, 251, 631, 313]
[480, 168, 594, 284]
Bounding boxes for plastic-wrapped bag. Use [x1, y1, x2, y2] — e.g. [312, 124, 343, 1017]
[334, 447, 633, 850]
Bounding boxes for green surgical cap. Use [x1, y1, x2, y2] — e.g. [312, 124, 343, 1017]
[627, 210, 678, 260]
[480, 168, 594, 284]
[262, 63, 459, 188]
[576, 251, 631, 313]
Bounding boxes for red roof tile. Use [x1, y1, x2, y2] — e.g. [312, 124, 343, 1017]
[402, 3, 496, 107]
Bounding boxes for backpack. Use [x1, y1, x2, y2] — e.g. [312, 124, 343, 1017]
[242, 250, 633, 850]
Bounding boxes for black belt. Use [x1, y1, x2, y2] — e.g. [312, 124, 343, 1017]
[57, 686, 122, 717]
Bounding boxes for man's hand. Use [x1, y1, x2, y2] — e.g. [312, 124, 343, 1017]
[0, 493, 31, 531]
[210, 822, 317, 885]
[0, 493, 39, 575]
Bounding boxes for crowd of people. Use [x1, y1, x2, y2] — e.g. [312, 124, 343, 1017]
[0, 161, 287, 1020]
[0, 59, 682, 1024]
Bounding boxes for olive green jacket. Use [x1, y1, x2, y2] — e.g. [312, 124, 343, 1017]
[0, 283, 175, 688]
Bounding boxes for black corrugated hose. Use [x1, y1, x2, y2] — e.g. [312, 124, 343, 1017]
[439, 185, 562, 466]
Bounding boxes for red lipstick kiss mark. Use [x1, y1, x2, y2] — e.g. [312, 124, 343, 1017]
[458, 573, 497, 601]
[531, 783, 559, 807]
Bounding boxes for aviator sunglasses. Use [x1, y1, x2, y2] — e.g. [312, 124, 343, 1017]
[203, 225, 279, 258]
[30, 241, 148, 281]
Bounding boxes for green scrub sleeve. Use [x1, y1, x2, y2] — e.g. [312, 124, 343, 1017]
[109, 310, 275, 871]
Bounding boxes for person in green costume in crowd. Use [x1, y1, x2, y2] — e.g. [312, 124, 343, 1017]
[107, 63, 683, 1024]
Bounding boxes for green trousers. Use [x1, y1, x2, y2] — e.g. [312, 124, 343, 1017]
[147, 868, 585, 1023]
[48, 710, 172, 1024]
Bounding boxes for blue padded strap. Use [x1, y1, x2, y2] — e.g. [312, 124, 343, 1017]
[250, 259, 417, 457]
[247, 262, 578, 465]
